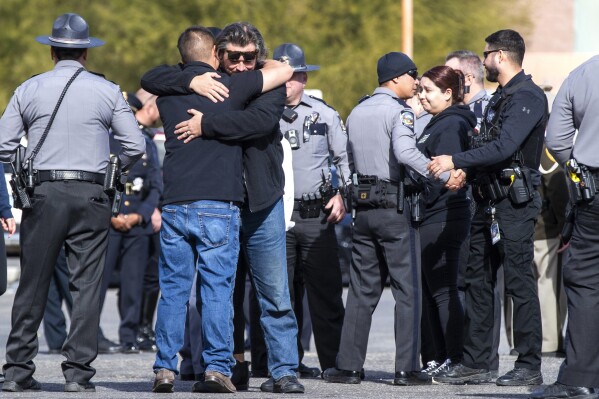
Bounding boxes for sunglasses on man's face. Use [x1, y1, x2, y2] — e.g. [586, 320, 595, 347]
[225, 50, 258, 63]
[405, 69, 418, 80]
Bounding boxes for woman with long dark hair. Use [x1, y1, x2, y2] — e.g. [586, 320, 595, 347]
[416, 65, 475, 376]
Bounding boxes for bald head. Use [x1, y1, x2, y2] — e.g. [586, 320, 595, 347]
[177, 26, 216, 64]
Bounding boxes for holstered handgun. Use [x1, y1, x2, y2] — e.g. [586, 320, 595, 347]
[566, 159, 596, 203]
[9, 146, 32, 210]
[104, 155, 125, 216]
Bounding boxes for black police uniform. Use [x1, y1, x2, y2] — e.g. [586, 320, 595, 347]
[447, 71, 548, 376]
[138, 127, 163, 351]
[100, 129, 162, 350]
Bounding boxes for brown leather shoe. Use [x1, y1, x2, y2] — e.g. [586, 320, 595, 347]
[152, 368, 175, 393]
[197, 370, 236, 393]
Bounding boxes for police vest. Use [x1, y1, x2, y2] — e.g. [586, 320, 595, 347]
[471, 80, 526, 151]
[471, 78, 547, 174]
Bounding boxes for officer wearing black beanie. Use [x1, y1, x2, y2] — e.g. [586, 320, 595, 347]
[323, 52, 463, 386]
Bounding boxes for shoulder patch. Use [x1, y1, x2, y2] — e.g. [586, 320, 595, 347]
[400, 110, 414, 130]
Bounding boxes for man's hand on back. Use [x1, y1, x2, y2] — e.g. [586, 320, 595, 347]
[189, 73, 229, 103]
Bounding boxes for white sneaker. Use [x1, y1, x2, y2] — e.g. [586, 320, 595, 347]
[421, 361, 440, 375]
[430, 359, 452, 376]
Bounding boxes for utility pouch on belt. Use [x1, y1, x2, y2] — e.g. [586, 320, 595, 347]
[502, 166, 534, 205]
[476, 174, 509, 202]
[475, 166, 534, 205]
[299, 192, 322, 219]
[351, 173, 380, 207]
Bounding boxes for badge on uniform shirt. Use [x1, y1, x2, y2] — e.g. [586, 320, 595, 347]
[400, 110, 414, 130]
[132, 177, 144, 193]
[486, 109, 495, 123]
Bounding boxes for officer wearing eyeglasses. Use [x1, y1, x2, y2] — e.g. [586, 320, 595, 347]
[430, 29, 547, 386]
[323, 52, 462, 386]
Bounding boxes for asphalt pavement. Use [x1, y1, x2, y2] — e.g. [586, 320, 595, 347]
[0, 256, 563, 398]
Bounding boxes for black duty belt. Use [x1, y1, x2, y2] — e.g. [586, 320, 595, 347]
[293, 199, 302, 211]
[37, 170, 105, 185]
[382, 184, 399, 194]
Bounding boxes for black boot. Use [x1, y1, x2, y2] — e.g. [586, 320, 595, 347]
[137, 290, 159, 352]
[231, 361, 250, 391]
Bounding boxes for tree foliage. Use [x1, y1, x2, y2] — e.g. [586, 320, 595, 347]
[0, 0, 531, 118]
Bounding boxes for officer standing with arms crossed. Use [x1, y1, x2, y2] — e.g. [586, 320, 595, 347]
[430, 29, 547, 386]
[323, 52, 462, 386]
[272, 42, 348, 378]
[0, 13, 145, 392]
[530, 53, 599, 399]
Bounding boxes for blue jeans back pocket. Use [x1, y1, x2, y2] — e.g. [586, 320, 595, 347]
[161, 207, 179, 239]
[198, 212, 231, 248]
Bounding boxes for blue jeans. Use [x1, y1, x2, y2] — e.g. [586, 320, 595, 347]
[242, 198, 299, 380]
[153, 200, 240, 376]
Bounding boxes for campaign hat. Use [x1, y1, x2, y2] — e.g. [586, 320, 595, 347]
[273, 43, 319, 72]
[36, 13, 104, 48]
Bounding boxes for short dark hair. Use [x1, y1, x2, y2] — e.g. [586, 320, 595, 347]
[485, 29, 525, 66]
[177, 26, 215, 64]
[422, 65, 466, 104]
[52, 46, 85, 61]
[216, 22, 267, 63]
[445, 50, 484, 85]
